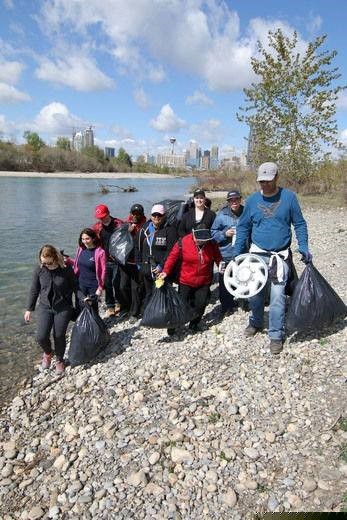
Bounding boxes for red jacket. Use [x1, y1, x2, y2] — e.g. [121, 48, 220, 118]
[163, 233, 222, 287]
[92, 217, 123, 238]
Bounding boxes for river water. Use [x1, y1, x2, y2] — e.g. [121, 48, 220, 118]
[0, 175, 194, 407]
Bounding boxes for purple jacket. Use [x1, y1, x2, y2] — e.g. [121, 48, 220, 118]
[73, 246, 107, 290]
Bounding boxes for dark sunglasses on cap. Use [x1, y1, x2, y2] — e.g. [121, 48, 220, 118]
[151, 213, 163, 218]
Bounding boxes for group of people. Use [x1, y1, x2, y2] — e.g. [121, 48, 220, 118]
[24, 161, 310, 373]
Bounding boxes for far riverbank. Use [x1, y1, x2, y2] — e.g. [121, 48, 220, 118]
[0, 170, 179, 180]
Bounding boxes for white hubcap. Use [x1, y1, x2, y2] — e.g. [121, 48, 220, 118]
[223, 254, 268, 298]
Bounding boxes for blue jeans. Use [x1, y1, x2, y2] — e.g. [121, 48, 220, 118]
[249, 255, 289, 341]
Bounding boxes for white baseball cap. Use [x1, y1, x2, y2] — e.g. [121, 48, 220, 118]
[257, 162, 278, 181]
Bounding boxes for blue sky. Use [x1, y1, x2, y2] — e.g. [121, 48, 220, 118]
[1, 0, 347, 159]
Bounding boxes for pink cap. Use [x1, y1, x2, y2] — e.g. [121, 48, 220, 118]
[151, 204, 165, 215]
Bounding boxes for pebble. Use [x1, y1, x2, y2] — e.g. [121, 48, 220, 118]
[28, 507, 44, 520]
[171, 448, 193, 464]
[302, 478, 317, 492]
[243, 447, 260, 460]
[222, 489, 237, 507]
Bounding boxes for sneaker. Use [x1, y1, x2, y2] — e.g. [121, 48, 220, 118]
[244, 324, 262, 337]
[167, 328, 176, 336]
[106, 308, 115, 318]
[55, 360, 65, 375]
[114, 303, 121, 315]
[128, 316, 138, 324]
[269, 339, 283, 355]
[41, 352, 52, 369]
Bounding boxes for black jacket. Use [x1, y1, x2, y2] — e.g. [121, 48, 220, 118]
[136, 221, 177, 277]
[178, 208, 216, 237]
[27, 264, 78, 312]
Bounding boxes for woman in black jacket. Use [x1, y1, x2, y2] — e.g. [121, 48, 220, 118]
[178, 189, 216, 237]
[24, 245, 78, 374]
[136, 204, 177, 309]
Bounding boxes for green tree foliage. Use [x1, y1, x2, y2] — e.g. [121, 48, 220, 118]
[238, 30, 346, 181]
[82, 145, 105, 163]
[117, 147, 133, 167]
[23, 131, 46, 152]
[56, 136, 71, 151]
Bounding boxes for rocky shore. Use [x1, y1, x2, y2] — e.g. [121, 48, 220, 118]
[0, 207, 346, 518]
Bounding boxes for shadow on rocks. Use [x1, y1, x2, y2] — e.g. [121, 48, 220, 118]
[286, 317, 346, 344]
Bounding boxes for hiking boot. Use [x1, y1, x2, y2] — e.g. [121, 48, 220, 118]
[167, 328, 176, 336]
[269, 339, 283, 355]
[41, 352, 52, 369]
[106, 308, 115, 318]
[114, 303, 121, 315]
[188, 322, 201, 333]
[244, 324, 262, 337]
[55, 360, 65, 375]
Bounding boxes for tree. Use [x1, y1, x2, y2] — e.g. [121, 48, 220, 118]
[237, 30, 346, 181]
[82, 145, 105, 163]
[23, 131, 45, 152]
[56, 136, 71, 151]
[117, 147, 132, 167]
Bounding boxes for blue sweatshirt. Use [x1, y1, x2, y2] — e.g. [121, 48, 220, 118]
[211, 205, 244, 261]
[233, 188, 308, 256]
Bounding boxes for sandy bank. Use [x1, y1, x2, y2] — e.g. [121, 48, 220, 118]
[0, 170, 179, 180]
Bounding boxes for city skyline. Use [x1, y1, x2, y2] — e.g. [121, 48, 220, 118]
[1, 1, 347, 160]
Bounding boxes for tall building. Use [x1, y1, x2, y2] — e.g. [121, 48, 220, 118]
[210, 145, 219, 169]
[72, 131, 84, 152]
[84, 126, 94, 147]
[187, 140, 199, 168]
[105, 147, 115, 158]
[156, 153, 185, 168]
[201, 150, 210, 170]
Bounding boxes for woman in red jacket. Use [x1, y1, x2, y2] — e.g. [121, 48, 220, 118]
[160, 229, 222, 332]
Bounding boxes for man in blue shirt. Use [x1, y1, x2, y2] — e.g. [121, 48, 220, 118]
[211, 189, 245, 316]
[233, 162, 310, 355]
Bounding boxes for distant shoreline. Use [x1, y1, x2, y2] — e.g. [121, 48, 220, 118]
[0, 170, 178, 179]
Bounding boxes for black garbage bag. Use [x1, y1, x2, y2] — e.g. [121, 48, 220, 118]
[141, 282, 192, 329]
[286, 262, 346, 333]
[109, 225, 134, 265]
[159, 199, 186, 228]
[68, 305, 110, 367]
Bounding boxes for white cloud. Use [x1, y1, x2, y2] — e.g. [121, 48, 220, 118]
[0, 60, 24, 84]
[133, 88, 150, 110]
[306, 14, 322, 34]
[340, 129, 347, 145]
[150, 104, 186, 132]
[337, 93, 347, 110]
[186, 90, 213, 107]
[39, 1, 308, 92]
[35, 54, 114, 92]
[32, 102, 85, 135]
[0, 82, 30, 103]
[189, 119, 226, 144]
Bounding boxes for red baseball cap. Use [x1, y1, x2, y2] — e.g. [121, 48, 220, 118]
[94, 204, 109, 219]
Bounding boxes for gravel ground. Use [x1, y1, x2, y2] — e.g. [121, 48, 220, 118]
[0, 207, 346, 519]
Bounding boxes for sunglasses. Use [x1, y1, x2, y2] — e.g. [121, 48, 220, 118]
[42, 261, 55, 266]
[151, 213, 163, 218]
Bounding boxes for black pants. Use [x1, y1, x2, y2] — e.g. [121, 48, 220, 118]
[36, 307, 71, 361]
[79, 283, 99, 313]
[105, 262, 120, 309]
[218, 272, 235, 312]
[142, 272, 155, 312]
[118, 264, 144, 317]
[179, 284, 210, 326]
